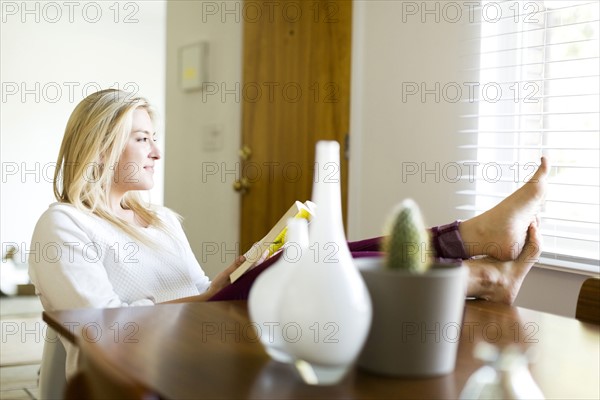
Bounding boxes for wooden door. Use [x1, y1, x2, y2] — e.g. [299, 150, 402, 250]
[238, 0, 352, 253]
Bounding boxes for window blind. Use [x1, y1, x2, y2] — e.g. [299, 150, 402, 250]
[460, 0, 599, 272]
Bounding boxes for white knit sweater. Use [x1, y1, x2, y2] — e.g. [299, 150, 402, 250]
[29, 202, 211, 378]
[29, 202, 210, 312]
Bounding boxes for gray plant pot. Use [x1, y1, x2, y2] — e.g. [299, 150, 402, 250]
[355, 257, 468, 377]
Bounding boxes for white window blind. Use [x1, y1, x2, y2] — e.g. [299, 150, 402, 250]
[461, 0, 599, 272]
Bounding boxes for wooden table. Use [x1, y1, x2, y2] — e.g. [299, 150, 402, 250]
[43, 300, 600, 399]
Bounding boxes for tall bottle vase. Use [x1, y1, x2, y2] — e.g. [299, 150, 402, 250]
[277, 140, 372, 385]
[248, 218, 310, 363]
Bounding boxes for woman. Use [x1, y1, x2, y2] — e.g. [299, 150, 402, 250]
[29, 89, 546, 376]
[30, 89, 243, 313]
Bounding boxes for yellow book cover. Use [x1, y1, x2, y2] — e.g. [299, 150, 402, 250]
[229, 200, 315, 283]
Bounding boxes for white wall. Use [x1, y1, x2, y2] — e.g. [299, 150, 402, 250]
[348, 0, 478, 241]
[165, 1, 242, 278]
[515, 267, 590, 318]
[1, 1, 167, 261]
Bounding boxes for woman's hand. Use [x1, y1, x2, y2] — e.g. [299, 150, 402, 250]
[205, 256, 246, 297]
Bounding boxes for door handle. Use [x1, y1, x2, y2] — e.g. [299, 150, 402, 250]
[233, 177, 251, 194]
[239, 145, 252, 161]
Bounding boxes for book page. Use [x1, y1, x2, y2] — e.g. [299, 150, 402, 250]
[229, 201, 314, 283]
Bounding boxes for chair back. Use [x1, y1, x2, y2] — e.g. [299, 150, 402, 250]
[39, 328, 67, 400]
[576, 278, 600, 325]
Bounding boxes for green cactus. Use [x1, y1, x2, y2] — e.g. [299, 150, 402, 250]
[383, 199, 431, 273]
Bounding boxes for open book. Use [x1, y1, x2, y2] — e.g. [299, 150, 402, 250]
[229, 200, 316, 283]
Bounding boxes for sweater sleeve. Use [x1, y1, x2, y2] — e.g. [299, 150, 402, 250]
[28, 207, 154, 310]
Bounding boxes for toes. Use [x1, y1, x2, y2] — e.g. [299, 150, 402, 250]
[540, 156, 549, 173]
[529, 221, 542, 244]
[529, 156, 550, 183]
[519, 224, 542, 263]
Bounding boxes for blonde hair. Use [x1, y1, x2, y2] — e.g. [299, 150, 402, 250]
[54, 89, 168, 243]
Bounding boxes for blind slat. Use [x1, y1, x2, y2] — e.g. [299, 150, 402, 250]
[455, 163, 599, 169]
[456, 206, 600, 225]
[459, 145, 600, 150]
[462, 111, 599, 118]
[540, 231, 599, 243]
[457, 177, 600, 188]
[458, 129, 598, 133]
[456, 190, 600, 206]
[470, 18, 600, 41]
[453, 75, 599, 86]
[460, 92, 599, 104]
[478, 38, 598, 56]
[466, 1, 599, 27]
[471, 56, 599, 71]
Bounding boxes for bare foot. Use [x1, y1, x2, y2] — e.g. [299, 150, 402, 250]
[465, 222, 542, 304]
[460, 157, 549, 261]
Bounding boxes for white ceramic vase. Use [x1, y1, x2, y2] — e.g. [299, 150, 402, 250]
[277, 141, 372, 385]
[248, 218, 310, 363]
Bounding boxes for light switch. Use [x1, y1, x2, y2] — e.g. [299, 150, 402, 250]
[203, 124, 223, 151]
